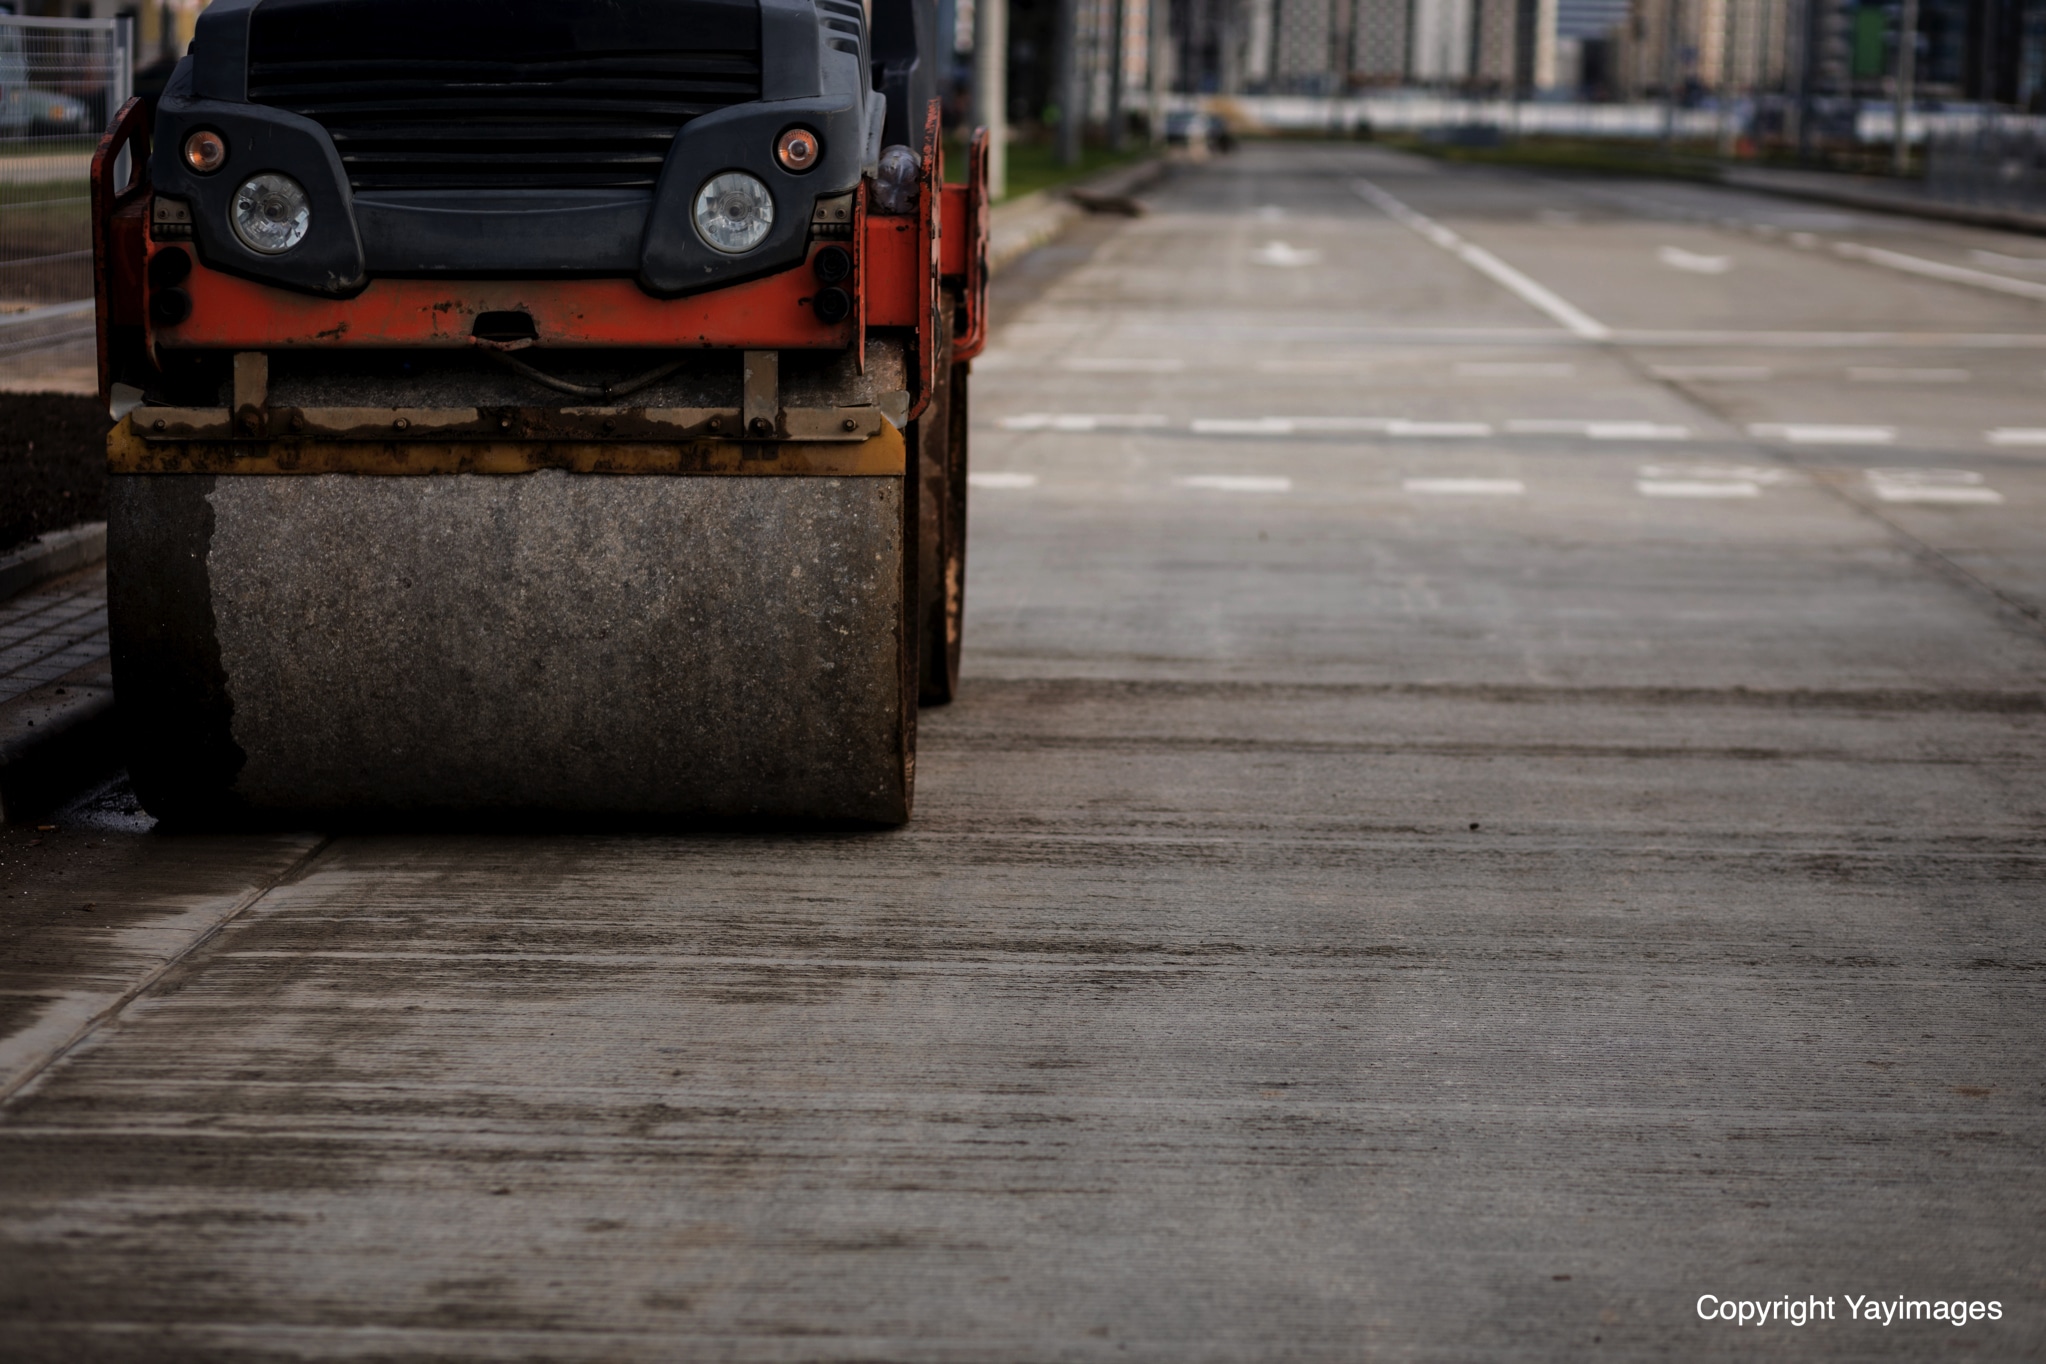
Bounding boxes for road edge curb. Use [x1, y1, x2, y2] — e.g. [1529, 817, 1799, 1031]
[0, 521, 107, 603]
[1718, 168, 2046, 239]
[987, 157, 1168, 276]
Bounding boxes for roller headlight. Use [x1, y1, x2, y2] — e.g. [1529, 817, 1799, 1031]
[693, 172, 773, 254]
[230, 174, 310, 254]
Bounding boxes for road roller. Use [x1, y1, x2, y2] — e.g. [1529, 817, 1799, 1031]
[91, 0, 988, 825]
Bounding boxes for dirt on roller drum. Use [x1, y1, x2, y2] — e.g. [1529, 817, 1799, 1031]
[0, 393, 109, 554]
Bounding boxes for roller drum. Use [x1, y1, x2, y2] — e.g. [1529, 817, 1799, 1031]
[108, 471, 914, 825]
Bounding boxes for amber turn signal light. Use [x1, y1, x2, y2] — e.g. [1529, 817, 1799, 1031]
[183, 130, 226, 174]
[776, 127, 819, 173]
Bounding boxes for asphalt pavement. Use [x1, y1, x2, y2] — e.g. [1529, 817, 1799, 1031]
[0, 142, 2041, 1360]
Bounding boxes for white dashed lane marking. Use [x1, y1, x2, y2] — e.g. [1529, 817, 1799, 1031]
[1404, 478, 1526, 496]
[1865, 469, 2006, 505]
[1505, 419, 1691, 440]
[1750, 424, 1897, 445]
[955, 469, 2014, 506]
[999, 414, 1170, 432]
[1652, 365, 1774, 382]
[1188, 418, 1493, 437]
[1176, 476, 1293, 493]
[1638, 480, 1761, 498]
[993, 416, 2028, 448]
[1634, 461, 1793, 499]
[1252, 242, 1320, 268]
[1455, 362, 1575, 378]
[1657, 246, 1732, 275]
[1256, 358, 1372, 374]
[1062, 357, 1186, 373]
[1847, 367, 1970, 383]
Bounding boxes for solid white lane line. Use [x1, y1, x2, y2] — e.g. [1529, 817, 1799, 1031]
[1638, 480, 1762, 498]
[999, 413, 1170, 432]
[1652, 365, 1774, 381]
[1063, 357, 1186, 373]
[1177, 475, 1292, 493]
[969, 472, 1040, 489]
[1354, 179, 1613, 341]
[1847, 367, 1970, 383]
[1404, 478, 1526, 495]
[1831, 241, 2046, 303]
[1506, 419, 1691, 440]
[1750, 423, 1896, 445]
[1987, 428, 2046, 446]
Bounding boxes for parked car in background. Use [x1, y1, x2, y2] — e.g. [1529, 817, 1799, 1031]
[1164, 110, 1237, 153]
[0, 85, 91, 134]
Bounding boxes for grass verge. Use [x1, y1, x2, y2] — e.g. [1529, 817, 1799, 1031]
[943, 135, 1151, 200]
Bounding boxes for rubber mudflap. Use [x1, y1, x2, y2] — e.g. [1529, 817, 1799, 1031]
[108, 471, 913, 825]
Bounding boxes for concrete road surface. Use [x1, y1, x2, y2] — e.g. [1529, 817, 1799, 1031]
[1, 143, 2041, 1360]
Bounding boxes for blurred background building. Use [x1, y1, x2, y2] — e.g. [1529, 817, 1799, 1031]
[941, 0, 2045, 135]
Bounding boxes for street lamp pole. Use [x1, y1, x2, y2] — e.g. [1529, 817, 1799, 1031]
[1149, 0, 1170, 145]
[1892, 0, 1918, 175]
[976, 0, 1009, 197]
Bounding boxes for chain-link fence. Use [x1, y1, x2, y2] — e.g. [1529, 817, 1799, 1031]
[0, 15, 131, 361]
[1927, 117, 2046, 218]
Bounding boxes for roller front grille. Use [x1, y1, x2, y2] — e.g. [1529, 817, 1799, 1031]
[247, 52, 763, 192]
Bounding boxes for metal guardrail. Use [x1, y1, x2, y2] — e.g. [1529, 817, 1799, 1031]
[1927, 118, 2046, 217]
[0, 14, 131, 360]
[1185, 93, 2046, 155]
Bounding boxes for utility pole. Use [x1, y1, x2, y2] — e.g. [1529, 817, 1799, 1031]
[1149, 0, 1170, 144]
[1891, 0, 1917, 174]
[1057, 0, 1083, 165]
[1109, 0, 1128, 148]
[975, 0, 1008, 197]
[1790, 0, 1814, 158]
[1660, 0, 1684, 152]
[1716, 0, 1740, 157]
